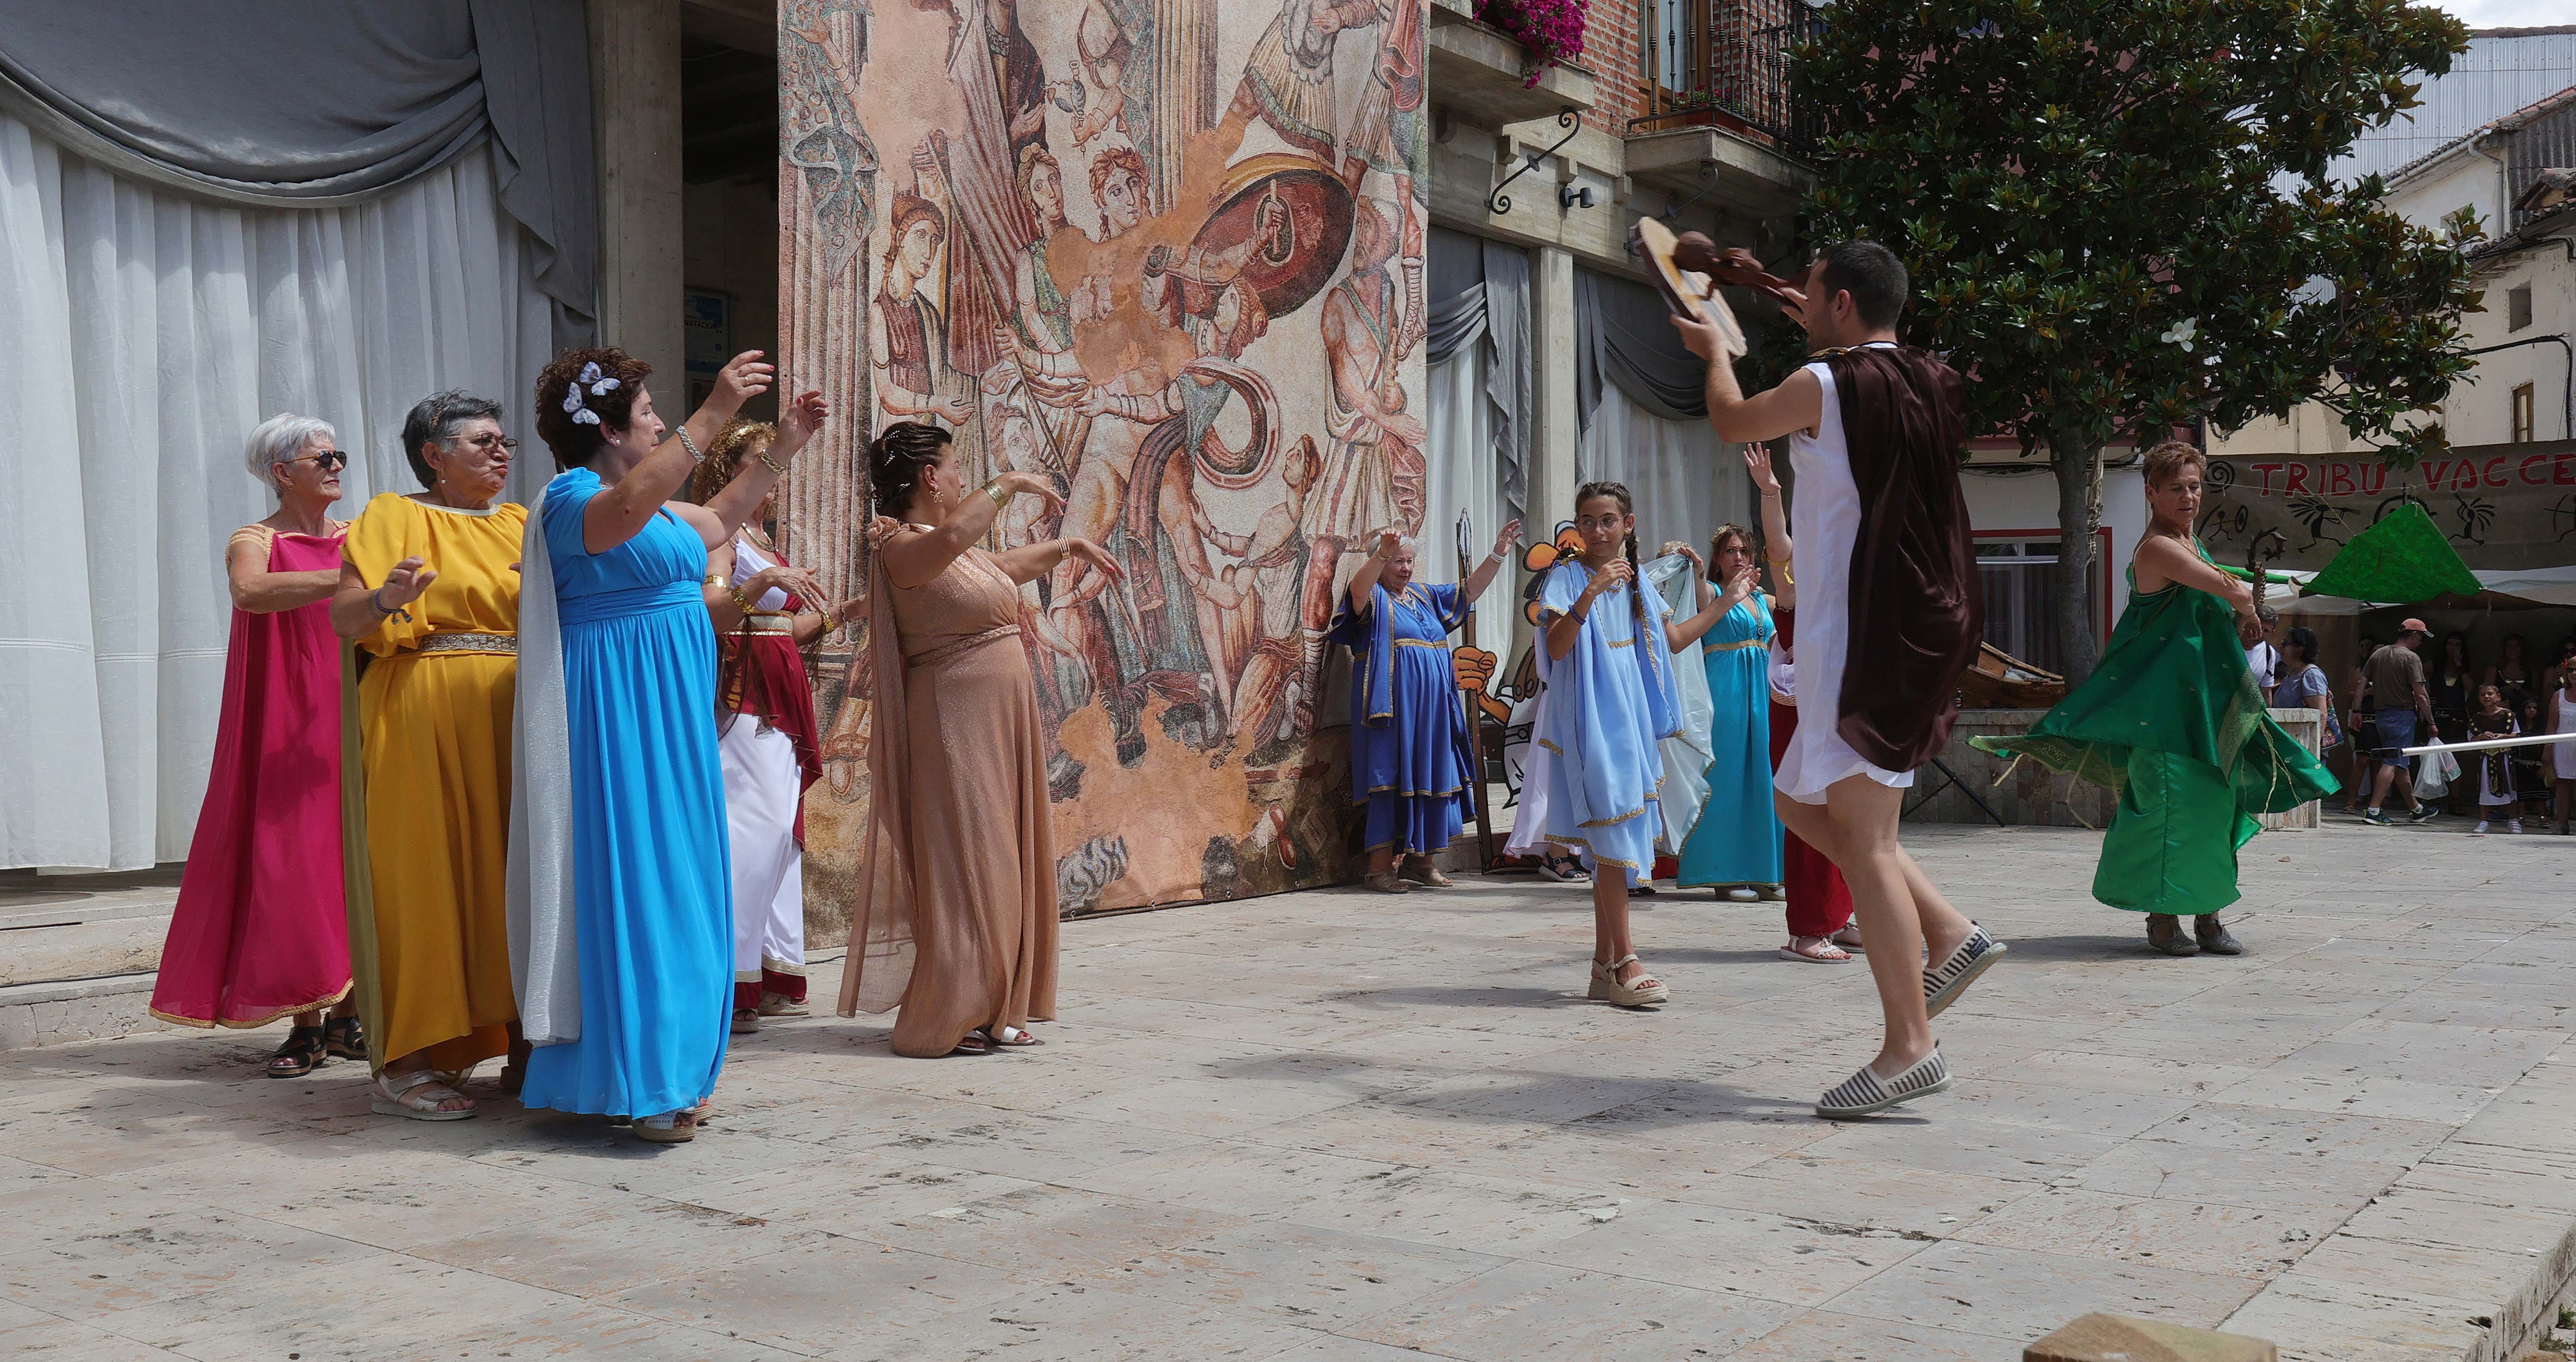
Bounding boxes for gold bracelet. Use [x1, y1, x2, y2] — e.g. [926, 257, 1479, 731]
[984, 481, 1010, 509]
[758, 450, 788, 476]
[730, 587, 757, 615]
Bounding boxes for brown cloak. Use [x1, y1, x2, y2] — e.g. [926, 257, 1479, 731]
[1825, 345, 1982, 772]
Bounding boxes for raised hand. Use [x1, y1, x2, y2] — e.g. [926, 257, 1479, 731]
[1492, 519, 1524, 558]
[715, 351, 776, 411]
[1000, 471, 1067, 518]
[777, 389, 830, 457]
[1374, 529, 1402, 560]
[1717, 562, 1760, 610]
[1742, 443, 1781, 495]
[379, 556, 438, 608]
[1676, 544, 1707, 575]
[1064, 537, 1124, 582]
[1592, 557, 1635, 595]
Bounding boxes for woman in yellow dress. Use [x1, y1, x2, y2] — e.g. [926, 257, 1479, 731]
[329, 392, 526, 1120]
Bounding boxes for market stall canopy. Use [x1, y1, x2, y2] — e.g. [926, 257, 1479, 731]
[2301, 502, 2482, 603]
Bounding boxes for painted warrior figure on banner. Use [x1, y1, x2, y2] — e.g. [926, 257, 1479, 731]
[786, 0, 1429, 912]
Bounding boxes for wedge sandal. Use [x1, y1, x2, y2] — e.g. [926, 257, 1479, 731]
[1588, 954, 1669, 1007]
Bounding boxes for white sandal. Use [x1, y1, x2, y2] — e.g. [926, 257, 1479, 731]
[1780, 935, 1853, 963]
[1587, 954, 1669, 1007]
[370, 1070, 476, 1122]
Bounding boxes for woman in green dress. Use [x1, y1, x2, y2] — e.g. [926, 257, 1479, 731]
[1974, 442, 2337, 956]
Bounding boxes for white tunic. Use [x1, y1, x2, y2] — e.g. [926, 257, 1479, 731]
[1774, 345, 1914, 804]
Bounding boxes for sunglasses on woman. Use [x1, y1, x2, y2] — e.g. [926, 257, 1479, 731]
[279, 450, 349, 471]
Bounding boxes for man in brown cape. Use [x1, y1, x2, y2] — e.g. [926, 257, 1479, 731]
[1673, 241, 2006, 1119]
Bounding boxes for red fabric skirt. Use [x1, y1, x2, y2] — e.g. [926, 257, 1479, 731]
[1770, 696, 1855, 937]
[718, 628, 822, 842]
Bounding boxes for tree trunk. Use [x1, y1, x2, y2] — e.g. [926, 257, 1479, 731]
[2049, 431, 2103, 684]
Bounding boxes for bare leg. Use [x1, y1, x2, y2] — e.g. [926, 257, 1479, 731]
[1368, 847, 1394, 876]
[1591, 870, 1648, 985]
[1779, 780, 1936, 1076]
[2368, 761, 2400, 810]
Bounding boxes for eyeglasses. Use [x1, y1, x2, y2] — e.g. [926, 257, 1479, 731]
[460, 434, 519, 453]
[279, 450, 349, 471]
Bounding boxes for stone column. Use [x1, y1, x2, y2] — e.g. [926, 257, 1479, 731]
[589, 0, 686, 392]
[1516, 243, 1581, 661]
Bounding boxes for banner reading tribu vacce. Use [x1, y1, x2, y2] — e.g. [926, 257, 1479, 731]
[777, 0, 1429, 923]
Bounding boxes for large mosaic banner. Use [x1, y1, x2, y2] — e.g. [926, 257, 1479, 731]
[779, 0, 1430, 920]
[2198, 440, 2576, 574]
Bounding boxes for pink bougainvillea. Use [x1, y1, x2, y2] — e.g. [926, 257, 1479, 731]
[1475, 0, 1588, 86]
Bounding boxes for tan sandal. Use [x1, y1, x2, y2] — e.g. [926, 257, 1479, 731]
[370, 1070, 476, 1121]
[1364, 869, 1412, 893]
[1587, 954, 1669, 1007]
[633, 1110, 696, 1144]
[1398, 859, 1454, 888]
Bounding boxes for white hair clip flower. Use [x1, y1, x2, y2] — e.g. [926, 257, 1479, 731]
[562, 360, 620, 426]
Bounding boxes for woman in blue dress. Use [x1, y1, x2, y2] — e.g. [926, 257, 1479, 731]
[513, 345, 828, 1143]
[1675, 518, 1784, 906]
[1536, 482, 1741, 1006]
[1333, 521, 1522, 893]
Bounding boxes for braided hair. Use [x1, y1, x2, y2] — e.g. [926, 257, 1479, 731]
[867, 421, 953, 524]
[1573, 480, 1648, 633]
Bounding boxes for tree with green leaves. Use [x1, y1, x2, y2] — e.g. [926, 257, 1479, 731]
[1794, 0, 2480, 681]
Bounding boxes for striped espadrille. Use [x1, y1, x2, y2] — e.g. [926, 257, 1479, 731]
[1923, 922, 2006, 1018]
[1814, 1046, 1953, 1119]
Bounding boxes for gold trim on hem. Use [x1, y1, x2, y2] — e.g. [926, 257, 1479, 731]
[148, 980, 354, 1032]
[1578, 805, 1648, 828]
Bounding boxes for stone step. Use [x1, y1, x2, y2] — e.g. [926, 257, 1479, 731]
[0, 868, 183, 1049]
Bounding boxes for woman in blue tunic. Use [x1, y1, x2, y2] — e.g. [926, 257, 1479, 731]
[1674, 522, 1777, 902]
[513, 345, 828, 1143]
[1333, 521, 1522, 892]
[1536, 482, 1742, 1006]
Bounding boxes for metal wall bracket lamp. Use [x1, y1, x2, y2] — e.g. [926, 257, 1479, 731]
[1488, 108, 1582, 215]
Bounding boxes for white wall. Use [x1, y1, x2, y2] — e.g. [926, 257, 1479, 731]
[1958, 462, 2146, 648]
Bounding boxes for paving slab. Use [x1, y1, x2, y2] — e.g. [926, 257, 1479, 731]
[1, 822, 2569, 1360]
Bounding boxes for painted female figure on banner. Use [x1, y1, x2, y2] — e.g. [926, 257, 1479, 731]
[872, 187, 972, 430]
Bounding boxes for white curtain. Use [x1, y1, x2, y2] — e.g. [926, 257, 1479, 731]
[1422, 348, 1516, 624]
[1, 113, 554, 871]
[1578, 385, 1750, 566]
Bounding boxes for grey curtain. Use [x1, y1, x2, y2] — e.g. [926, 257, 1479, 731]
[1576, 267, 1710, 430]
[0, 0, 596, 340]
[1425, 226, 1530, 517]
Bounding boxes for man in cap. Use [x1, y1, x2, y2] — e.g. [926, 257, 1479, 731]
[2355, 619, 2440, 826]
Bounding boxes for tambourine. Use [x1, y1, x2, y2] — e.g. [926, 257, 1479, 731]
[1630, 220, 1805, 358]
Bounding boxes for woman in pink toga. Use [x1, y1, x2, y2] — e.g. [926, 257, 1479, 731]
[149, 415, 362, 1075]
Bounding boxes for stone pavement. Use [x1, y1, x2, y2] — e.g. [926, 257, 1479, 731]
[2, 822, 2571, 1362]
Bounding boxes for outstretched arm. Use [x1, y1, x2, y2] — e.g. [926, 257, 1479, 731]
[696, 390, 830, 547]
[583, 350, 773, 554]
[1745, 443, 1795, 609]
[881, 471, 1066, 589]
[1346, 531, 1399, 611]
[1459, 519, 1522, 606]
[1672, 318, 1823, 444]
[1667, 563, 1757, 652]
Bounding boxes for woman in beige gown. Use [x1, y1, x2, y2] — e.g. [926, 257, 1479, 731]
[838, 421, 1124, 1056]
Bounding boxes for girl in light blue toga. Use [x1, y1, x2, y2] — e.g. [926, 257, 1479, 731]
[1535, 481, 1741, 1007]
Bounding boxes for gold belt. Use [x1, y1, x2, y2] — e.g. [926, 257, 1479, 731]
[417, 632, 517, 655]
[908, 624, 1020, 670]
[1704, 636, 1770, 652]
[738, 614, 795, 634]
